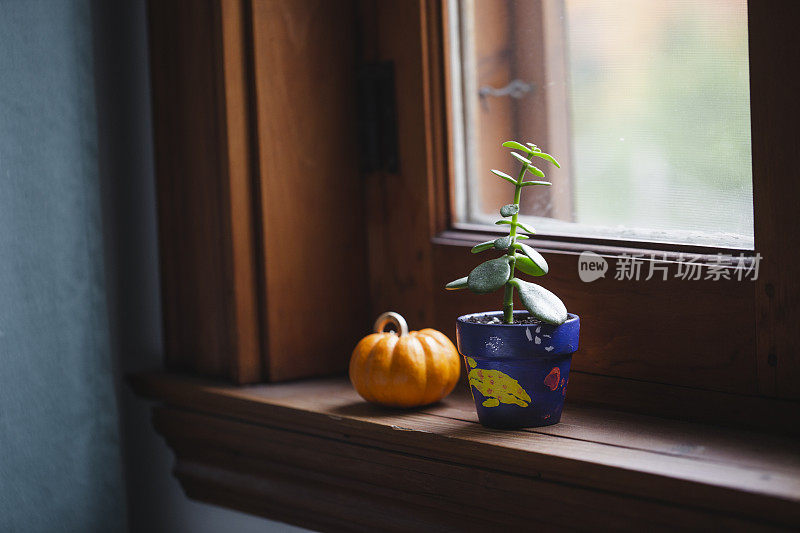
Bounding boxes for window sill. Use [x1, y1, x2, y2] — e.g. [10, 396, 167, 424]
[131, 373, 800, 531]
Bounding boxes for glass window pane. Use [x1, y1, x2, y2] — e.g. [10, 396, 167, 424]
[449, 0, 753, 249]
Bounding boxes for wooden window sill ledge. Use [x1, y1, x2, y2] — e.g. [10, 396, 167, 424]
[130, 373, 800, 531]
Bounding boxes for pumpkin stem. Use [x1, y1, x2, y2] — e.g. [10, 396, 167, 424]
[373, 312, 409, 337]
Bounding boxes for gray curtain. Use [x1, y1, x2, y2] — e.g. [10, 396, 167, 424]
[0, 1, 127, 531]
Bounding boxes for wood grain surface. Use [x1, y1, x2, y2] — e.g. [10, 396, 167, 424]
[750, 1, 800, 400]
[132, 372, 800, 531]
[249, 0, 370, 381]
[149, 0, 262, 382]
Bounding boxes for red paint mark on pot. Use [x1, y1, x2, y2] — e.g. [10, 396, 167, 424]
[544, 367, 560, 391]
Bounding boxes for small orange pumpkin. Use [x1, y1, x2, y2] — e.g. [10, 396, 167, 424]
[349, 312, 461, 408]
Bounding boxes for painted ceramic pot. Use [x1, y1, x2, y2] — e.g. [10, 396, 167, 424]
[456, 310, 580, 429]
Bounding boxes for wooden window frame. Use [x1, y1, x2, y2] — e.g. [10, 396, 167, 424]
[147, 0, 799, 428]
[361, 0, 799, 430]
[150, 0, 370, 384]
[139, 0, 800, 527]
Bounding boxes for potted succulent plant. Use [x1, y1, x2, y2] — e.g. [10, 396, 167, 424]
[445, 141, 579, 428]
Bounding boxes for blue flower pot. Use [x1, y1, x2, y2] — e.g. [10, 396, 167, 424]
[456, 311, 580, 429]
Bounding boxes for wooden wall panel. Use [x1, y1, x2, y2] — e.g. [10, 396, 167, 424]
[750, 1, 800, 400]
[219, 0, 263, 383]
[149, 0, 368, 382]
[431, 241, 756, 394]
[149, 0, 262, 382]
[249, 0, 369, 380]
[361, 0, 439, 329]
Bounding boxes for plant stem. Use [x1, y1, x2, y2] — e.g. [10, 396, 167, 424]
[502, 161, 528, 324]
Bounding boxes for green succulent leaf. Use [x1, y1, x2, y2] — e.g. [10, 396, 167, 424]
[490, 169, 518, 186]
[529, 151, 561, 168]
[516, 242, 548, 274]
[445, 276, 469, 290]
[514, 255, 547, 277]
[510, 152, 546, 178]
[516, 221, 537, 235]
[494, 236, 512, 250]
[447, 140, 566, 325]
[526, 165, 545, 178]
[471, 240, 495, 253]
[468, 257, 511, 294]
[510, 151, 532, 166]
[509, 278, 567, 325]
[494, 220, 535, 235]
[500, 204, 519, 217]
[501, 140, 533, 154]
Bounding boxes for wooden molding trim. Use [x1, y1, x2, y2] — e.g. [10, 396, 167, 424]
[148, 0, 371, 383]
[248, 0, 369, 381]
[750, 1, 800, 400]
[565, 370, 800, 435]
[148, 0, 263, 382]
[131, 373, 800, 531]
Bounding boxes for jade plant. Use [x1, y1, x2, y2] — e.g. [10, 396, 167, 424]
[445, 141, 567, 325]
